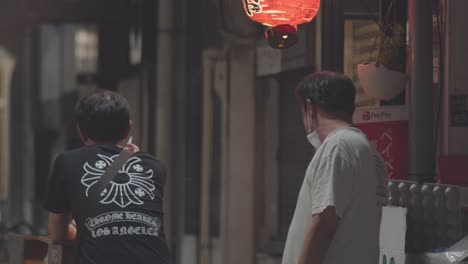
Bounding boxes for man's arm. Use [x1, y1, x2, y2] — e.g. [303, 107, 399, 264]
[298, 206, 339, 264]
[48, 212, 73, 242]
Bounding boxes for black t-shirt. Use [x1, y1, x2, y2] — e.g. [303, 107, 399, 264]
[44, 144, 171, 264]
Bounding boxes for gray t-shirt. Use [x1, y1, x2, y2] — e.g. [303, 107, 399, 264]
[282, 127, 388, 264]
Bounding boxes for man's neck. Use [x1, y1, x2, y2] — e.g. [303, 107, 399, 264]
[84, 139, 126, 147]
[316, 116, 353, 142]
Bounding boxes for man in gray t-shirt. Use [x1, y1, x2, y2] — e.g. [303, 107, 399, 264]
[282, 71, 388, 264]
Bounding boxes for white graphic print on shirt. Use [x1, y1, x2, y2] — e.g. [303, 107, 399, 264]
[81, 154, 156, 208]
[85, 211, 162, 238]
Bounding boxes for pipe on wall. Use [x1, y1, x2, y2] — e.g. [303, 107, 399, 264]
[408, 0, 435, 182]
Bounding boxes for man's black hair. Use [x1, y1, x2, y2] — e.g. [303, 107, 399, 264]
[295, 71, 356, 115]
[74, 90, 130, 142]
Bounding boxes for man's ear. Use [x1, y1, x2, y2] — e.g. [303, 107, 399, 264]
[76, 124, 88, 143]
[125, 119, 133, 138]
[305, 99, 318, 128]
[305, 99, 313, 117]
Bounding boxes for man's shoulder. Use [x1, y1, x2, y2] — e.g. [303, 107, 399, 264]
[61, 146, 88, 155]
[134, 152, 164, 166]
[58, 147, 165, 168]
[330, 127, 366, 142]
[321, 128, 370, 159]
[327, 128, 368, 148]
[54, 146, 88, 162]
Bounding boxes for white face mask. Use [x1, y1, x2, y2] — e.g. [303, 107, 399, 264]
[307, 131, 321, 149]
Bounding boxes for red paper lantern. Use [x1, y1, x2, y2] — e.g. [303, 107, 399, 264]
[243, 0, 320, 49]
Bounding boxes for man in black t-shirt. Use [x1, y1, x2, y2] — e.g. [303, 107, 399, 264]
[44, 91, 171, 264]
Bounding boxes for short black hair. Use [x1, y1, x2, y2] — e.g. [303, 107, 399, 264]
[74, 90, 130, 142]
[295, 71, 356, 115]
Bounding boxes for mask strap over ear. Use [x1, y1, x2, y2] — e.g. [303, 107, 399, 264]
[311, 104, 318, 129]
[306, 99, 318, 132]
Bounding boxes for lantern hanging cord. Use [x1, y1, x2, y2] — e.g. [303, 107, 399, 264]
[358, 0, 387, 33]
[367, 0, 395, 65]
[376, 0, 395, 65]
